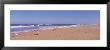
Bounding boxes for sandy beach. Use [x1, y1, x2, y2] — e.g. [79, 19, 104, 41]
[10, 25, 100, 40]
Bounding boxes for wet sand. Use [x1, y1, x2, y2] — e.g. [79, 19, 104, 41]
[10, 25, 100, 40]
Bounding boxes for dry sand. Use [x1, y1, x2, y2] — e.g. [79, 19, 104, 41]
[10, 25, 100, 40]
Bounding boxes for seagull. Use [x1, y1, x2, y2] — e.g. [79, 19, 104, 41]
[33, 24, 41, 35]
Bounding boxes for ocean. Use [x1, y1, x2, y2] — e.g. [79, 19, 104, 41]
[11, 24, 76, 33]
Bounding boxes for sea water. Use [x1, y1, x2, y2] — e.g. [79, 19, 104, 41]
[11, 24, 78, 33]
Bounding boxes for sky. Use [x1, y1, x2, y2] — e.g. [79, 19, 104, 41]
[10, 10, 100, 24]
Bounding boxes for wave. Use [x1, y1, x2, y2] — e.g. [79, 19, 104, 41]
[10, 25, 81, 33]
[11, 25, 35, 28]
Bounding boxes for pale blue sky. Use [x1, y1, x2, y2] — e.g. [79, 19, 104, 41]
[10, 10, 100, 24]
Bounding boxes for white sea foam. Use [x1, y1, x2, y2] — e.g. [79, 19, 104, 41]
[11, 25, 80, 33]
[11, 25, 35, 28]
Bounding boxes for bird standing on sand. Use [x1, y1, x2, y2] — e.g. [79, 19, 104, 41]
[52, 26, 57, 31]
[34, 24, 40, 35]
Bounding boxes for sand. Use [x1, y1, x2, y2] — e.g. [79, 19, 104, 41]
[10, 25, 100, 40]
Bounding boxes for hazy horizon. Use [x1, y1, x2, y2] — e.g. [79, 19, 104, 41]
[11, 10, 100, 24]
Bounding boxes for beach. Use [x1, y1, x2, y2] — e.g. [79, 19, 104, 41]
[10, 25, 100, 40]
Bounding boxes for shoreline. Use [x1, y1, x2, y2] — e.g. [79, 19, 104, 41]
[10, 25, 100, 40]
